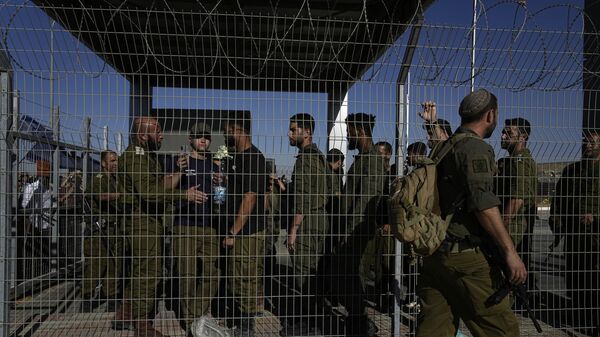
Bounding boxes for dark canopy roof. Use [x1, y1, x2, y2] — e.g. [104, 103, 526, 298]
[33, 0, 432, 93]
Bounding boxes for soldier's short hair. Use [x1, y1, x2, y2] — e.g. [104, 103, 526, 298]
[101, 150, 117, 162]
[505, 118, 531, 140]
[346, 113, 376, 137]
[407, 142, 427, 156]
[290, 113, 315, 133]
[376, 141, 392, 154]
[327, 148, 345, 163]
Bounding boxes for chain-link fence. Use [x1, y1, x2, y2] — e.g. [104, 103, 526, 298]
[0, 0, 599, 336]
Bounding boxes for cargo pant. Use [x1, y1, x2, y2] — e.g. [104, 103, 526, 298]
[172, 225, 220, 326]
[124, 215, 163, 319]
[416, 249, 520, 337]
[226, 230, 266, 315]
[82, 222, 123, 299]
[288, 213, 329, 321]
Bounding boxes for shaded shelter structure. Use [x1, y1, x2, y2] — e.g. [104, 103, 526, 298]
[32, 0, 433, 144]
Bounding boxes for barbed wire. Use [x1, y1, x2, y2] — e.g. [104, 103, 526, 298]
[0, 0, 598, 91]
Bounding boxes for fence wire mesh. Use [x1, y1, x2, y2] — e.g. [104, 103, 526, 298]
[0, 0, 599, 336]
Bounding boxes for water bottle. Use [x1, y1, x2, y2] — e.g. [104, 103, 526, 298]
[213, 166, 226, 205]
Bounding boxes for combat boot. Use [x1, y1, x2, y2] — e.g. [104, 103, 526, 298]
[111, 301, 133, 330]
[134, 320, 165, 337]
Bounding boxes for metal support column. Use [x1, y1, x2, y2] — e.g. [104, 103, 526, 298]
[10, 92, 19, 290]
[394, 17, 423, 336]
[50, 106, 60, 273]
[0, 50, 14, 337]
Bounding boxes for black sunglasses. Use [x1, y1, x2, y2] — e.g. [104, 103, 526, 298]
[193, 134, 211, 140]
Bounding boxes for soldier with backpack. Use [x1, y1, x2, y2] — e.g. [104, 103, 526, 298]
[281, 113, 330, 336]
[391, 89, 526, 337]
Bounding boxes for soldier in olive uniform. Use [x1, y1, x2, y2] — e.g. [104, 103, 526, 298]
[416, 89, 526, 337]
[114, 117, 207, 337]
[495, 118, 537, 289]
[335, 113, 386, 336]
[81, 150, 123, 312]
[550, 129, 600, 332]
[281, 113, 330, 336]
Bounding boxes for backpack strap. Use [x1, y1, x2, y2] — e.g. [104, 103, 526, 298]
[430, 132, 477, 165]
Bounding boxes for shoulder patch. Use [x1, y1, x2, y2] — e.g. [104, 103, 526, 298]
[472, 159, 489, 173]
[95, 173, 104, 178]
[135, 146, 145, 155]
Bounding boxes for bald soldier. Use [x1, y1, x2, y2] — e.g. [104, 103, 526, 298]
[416, 89, 526, 337]
[113, 117, 207, 337]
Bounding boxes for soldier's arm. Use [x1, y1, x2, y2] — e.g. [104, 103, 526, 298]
[292, 154, 319, 221]
[163, 172, 183, 190]
[127, 155, 187, 204]
[503, 158, 534, 222]
[475, 207, 527, 284]
[229, 192, 258, 235]
[502, 198, 524, 225]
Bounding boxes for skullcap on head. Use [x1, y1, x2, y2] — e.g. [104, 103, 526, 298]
[459, 88, 492, 118]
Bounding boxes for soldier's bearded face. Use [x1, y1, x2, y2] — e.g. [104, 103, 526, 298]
[583, 133, 600, 159]
[288, 122, 304, 147]
[145, 124, 163, 151]
[347, 125, 358, 150]
[500, 126, 519, 150]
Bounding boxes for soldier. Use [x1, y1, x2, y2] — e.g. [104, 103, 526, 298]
[171, 122, 220, 333]
[419, 101, 453, 150]
[375, 141, 392, 173]
[280, 113, 330, 336]
[416, 89, 526, 337]
[550, 129, 599, 332]
[81, 150, 123, 312]
[114, 117, 207, 337]
[326, 148, 344, 194]
[406, 141, 427, 169]
[221, 112, 268, 337]
[335, 113, 386, 336]
[495, 118, 537, 286]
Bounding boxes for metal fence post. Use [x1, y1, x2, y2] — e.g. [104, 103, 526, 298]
[51, 106, 60, 273]
[10, 91, 19, 290]
[0, 54, 14, 337]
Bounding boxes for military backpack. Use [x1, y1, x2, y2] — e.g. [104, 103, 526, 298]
[389, 133, 473, 257]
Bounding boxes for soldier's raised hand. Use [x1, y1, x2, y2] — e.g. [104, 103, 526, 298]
[186, 185, 208, 204]
[419, 101, 438, 123]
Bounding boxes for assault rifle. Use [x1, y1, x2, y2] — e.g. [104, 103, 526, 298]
[480, 244, 543, 333]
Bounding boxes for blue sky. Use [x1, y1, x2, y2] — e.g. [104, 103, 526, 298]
[1, 0, 588, 174]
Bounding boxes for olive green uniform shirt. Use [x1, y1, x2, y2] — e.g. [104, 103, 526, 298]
[342, 146, 386, 232]
[552, 158, 600, 233]
[291, 143, 328, 215]
[437, 127, 501, 240]
[495, 148, 537, 243]
[118, 142, 187, 216]
[86, 171, 121, 224]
